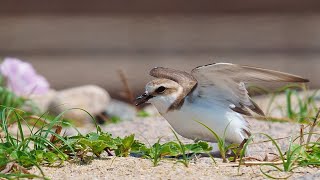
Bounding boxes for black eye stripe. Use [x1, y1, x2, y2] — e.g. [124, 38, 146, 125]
[155, 86, 166, 93]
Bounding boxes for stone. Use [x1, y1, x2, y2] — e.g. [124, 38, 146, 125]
[23, 89, 57, 113]
[105, 99, 137, 121]
[49, 85, 110, 125]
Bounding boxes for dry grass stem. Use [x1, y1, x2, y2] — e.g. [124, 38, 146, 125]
[300, 124, 304, 145]
[118, 69, 135, 104]
[306, 107, 320, 144]
[254, 116, 297, 123]
[219, 160, 284, 167]
[50, 125, 62, 143]
[0, 162, 30, 174]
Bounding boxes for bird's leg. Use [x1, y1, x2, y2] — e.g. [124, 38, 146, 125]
[229, 138, 249, 162]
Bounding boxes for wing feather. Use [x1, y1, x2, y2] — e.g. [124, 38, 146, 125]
[191, 63, 308, 116]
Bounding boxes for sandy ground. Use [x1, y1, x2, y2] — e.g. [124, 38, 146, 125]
[29, 100, 320, 179]
[31, 157, 319, 180]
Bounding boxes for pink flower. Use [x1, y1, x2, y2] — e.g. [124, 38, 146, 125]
[0, 57, 49, 96]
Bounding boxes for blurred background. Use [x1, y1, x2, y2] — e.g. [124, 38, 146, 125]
[1, 0, 320, 98]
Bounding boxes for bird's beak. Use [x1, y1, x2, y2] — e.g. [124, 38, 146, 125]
[135, 91, 154, 106]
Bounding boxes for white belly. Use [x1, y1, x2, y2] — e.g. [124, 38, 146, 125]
[162, 100, 249, 144]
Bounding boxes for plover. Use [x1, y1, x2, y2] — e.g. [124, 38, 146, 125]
[136, 63, 309, 146]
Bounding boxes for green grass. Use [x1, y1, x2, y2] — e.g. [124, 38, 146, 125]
[147, 138, 163, 166]
[195, 120, 240, 163]
[243, 84, 319, 178]
[221, 83, 320, 178]
[237, 109, 320, 179]
[1, 83, 319, 179]
[284, 88, 318, 123]
[0, 87, 26, 112]
[0, 106, 214, 177]
[249, 83, 319, 123]
[171, 128, 189, 167]
[0, 107, 67, 179]
[136, 110, 150, 117]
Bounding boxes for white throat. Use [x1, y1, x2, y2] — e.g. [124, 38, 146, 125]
[148, 86, 184, 114]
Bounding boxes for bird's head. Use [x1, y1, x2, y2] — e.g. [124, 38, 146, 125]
[136, 67, 197, 113]
[136, 79, 183, 112]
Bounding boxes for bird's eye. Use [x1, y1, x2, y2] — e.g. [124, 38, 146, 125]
[155, 86, 166, 93]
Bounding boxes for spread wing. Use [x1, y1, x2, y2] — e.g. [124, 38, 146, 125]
[191, 63, 309, 116]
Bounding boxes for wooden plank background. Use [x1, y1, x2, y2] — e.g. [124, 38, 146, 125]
[1, 0, 320, 15]
[0, 1, 319, 96]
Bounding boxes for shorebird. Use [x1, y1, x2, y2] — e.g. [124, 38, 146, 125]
[136, 63, 309, 146]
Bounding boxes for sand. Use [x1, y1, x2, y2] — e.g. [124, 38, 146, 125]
[29, 94, 320, 179]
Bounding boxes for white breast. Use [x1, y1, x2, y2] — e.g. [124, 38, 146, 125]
[161, 98, 249, 144]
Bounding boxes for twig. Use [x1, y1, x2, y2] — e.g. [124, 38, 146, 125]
[118, 69, 135, 104]
[219, 160, 284, 167]
[105, 148, 114, 156]
[241, 160, 284, 166]
[268, 155, 281, 162]
[241, 156, 263, 161]
[250, 129, 320, 145]
[253, 116, 297, 123]
[250, 136, 292, 145]
[12, 163, 30, 174]
[50, 125, 62, 143]
[0, 162, 30, 174]
[306, 107, 320, 144]
[1, 162, 14, 173]
[300, 124, 304, 145]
